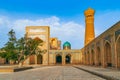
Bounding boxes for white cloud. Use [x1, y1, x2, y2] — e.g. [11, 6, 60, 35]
[0, 16, 84, 49]
[1, 10, 120, 49]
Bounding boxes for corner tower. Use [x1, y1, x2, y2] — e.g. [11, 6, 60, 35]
[84, 8, 95, 46]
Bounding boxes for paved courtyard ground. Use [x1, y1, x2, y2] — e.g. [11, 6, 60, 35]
[74, 65, 120, 80]
[0, 66, 105, 80]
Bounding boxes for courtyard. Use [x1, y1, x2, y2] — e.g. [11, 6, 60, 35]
[0, 66, 105, 80]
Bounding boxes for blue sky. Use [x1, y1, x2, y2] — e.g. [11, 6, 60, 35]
[0, 0, 120, 49]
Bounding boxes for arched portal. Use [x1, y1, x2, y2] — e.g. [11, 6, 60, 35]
[65, 54, 71, 64]
[91, 50, 95, 65]
[84, 53, 87, 64]
[56, 55, 62, 64]
[105, 42, 112, 67]
[86, 53, 88, 64]
[6, 58, 9, 64]
[87, 51, 90, 65]
[30, 55, 35, 64]
[97, 47, 101, 66]
[37, 54, 42, 64]
[116, 37, 120, 68]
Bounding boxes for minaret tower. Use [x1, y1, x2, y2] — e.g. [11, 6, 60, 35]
[84, 8, 95, 46]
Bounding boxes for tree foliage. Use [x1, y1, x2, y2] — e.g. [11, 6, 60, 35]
[0, 29, 46, 64]
[0, 29, 17, 63]
[16, 37, 45, 63]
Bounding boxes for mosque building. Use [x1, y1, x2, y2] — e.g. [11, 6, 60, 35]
[0, 8, 120, 69]
[25, 26, 82, 65]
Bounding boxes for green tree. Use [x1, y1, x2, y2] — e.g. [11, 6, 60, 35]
[0, 29, 46, 66]
[16, 37, 46, 64]
[0, 29, 17, 64]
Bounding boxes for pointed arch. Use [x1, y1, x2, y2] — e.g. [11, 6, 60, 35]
[87, 51, 90, 65]
[96, 47, 101, 66]
[30, 55, 35, 64]
[91, 49, 95, 65]
[65, 54, 71, 64]
[116, 36, 120, 68]
[104, 41, 112, 67]
[84, 52, 86, 64]
[85, 52, 87, 64]
[56, 54, 62, 64]
[37, 54, 43, 64]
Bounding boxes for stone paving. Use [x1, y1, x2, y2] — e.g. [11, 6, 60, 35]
[0, 66, 105, 80]
[74, 65, 120, 80]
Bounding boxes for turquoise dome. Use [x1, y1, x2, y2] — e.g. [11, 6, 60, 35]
[63, 41, 71, 47]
